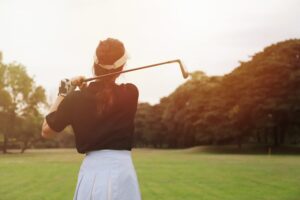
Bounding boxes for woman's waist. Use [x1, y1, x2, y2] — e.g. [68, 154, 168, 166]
[86, 149, 131, 158]
[80, 149, 133, 172]
[75, 133, 133, 153]
[83, 149, 132, 165]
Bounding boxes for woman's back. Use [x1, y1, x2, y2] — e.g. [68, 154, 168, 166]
[46, 82, 139, 153]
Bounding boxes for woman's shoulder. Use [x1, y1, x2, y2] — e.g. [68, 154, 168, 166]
[123, 83, 138, 91]
[119, 83, 139, 97]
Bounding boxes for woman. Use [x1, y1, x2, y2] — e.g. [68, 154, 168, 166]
[41, 38, 141, 200]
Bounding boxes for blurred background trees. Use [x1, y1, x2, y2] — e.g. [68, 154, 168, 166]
[0, 54, 80, 153]
[0, 54, 48, 153]
[134, 39, 300, 148]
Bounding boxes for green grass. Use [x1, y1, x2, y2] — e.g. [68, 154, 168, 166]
[0, 148, 299, 200]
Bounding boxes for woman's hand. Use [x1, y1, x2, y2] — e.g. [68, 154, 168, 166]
[71, 76, 87, 90]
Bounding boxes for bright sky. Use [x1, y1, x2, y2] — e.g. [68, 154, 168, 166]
[1, 0, 299, 104]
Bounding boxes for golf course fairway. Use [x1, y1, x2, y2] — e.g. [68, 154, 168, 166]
[0, 148, 299, 200]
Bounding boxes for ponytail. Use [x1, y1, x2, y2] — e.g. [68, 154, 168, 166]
[92, 38, 125, 117]
[95, 80, 115, 116]
[92, 64, 124, 117]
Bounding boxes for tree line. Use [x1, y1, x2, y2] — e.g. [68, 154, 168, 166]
[1, 39, 299, 153]
[134, 39, 300, 148]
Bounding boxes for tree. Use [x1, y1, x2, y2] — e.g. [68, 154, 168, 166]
[0, 56, 46, 153]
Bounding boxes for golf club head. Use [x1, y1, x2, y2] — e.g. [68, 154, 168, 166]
[177, 60, 189, 79]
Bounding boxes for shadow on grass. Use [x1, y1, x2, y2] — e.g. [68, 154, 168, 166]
[184, 145, 300, 155]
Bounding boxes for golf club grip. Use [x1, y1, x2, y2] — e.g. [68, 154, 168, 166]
[83, 59, 181, 82]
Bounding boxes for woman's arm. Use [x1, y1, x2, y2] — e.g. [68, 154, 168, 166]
[41, 76, 86, 139]
[41, 95, 64, 139]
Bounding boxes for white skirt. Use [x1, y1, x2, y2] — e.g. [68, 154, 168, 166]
[73, 150, 141, 200]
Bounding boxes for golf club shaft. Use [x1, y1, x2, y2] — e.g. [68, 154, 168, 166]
[84, 59, 181, 82]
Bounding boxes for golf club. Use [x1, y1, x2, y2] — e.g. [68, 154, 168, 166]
[83, 59, 189, 82]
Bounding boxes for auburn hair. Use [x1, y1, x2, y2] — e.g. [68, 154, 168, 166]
[93, 38, 125, 116]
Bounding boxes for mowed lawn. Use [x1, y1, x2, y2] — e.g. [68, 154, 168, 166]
[0, 148, 299, 200]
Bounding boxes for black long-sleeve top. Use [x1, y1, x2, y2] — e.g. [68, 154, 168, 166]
[45, 82, 139, 154]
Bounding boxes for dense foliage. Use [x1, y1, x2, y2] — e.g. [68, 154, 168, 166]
[134, 39, 300, 148]
[0, 55, 47, 153]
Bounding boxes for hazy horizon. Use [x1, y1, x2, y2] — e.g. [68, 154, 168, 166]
[1, 0, 299, 104]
